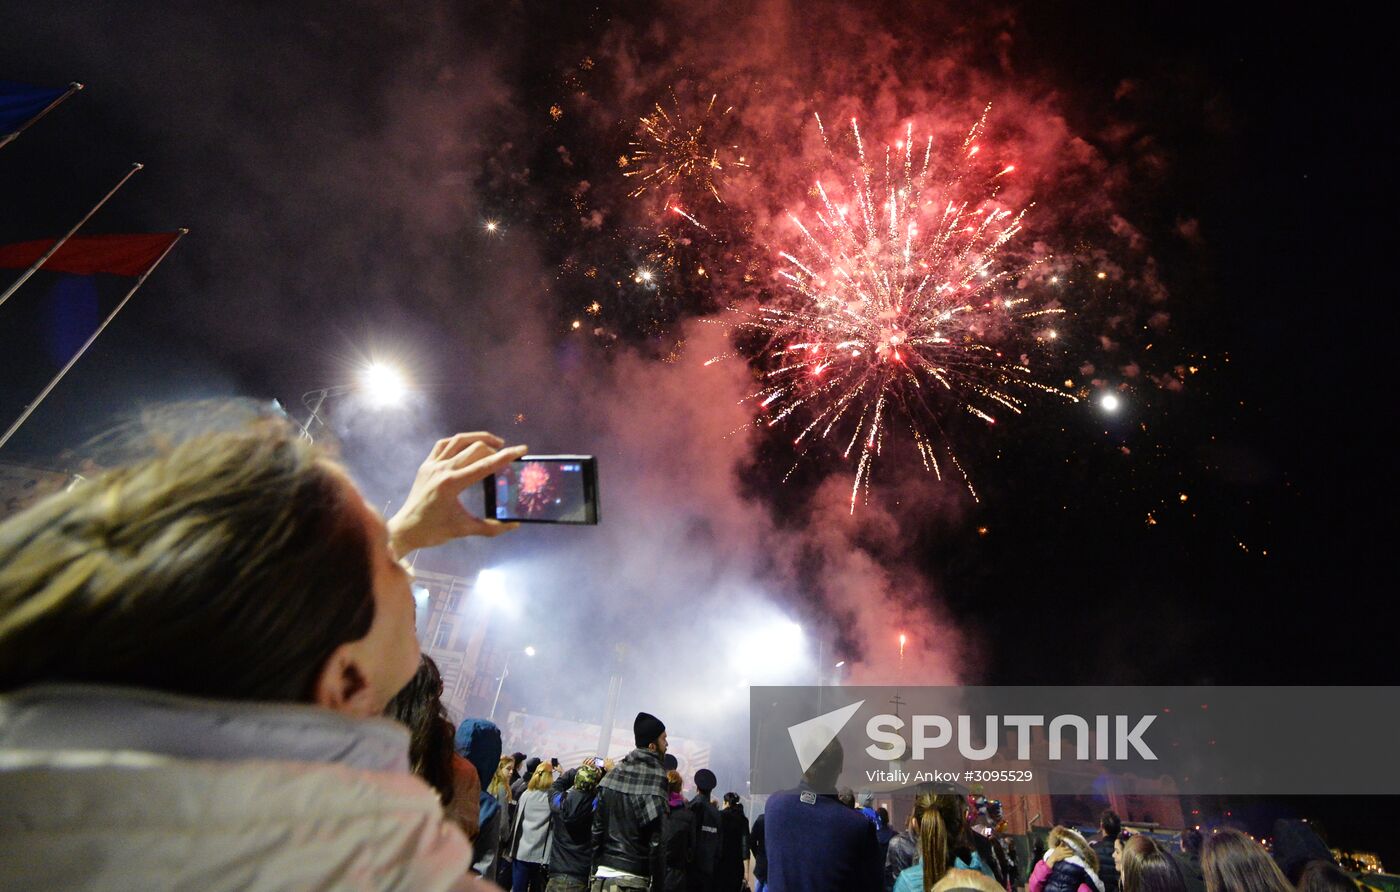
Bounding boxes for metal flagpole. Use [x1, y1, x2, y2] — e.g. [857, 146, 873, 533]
[0, 82, 83, 152]
[0, 162, 144, 312]
[0, 229, 187, 451]
[489, 652, 511, 721]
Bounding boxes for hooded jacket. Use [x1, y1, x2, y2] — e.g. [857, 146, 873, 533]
[0, 684, 486, 892]
[455, 718, 505, 879]
[1029, 852, 1105, 892]
[548, 769, 599, 879]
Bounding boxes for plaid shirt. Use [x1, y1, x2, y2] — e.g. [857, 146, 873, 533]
[598, 747, 668, 826]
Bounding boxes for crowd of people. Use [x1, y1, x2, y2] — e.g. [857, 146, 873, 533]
[0, 409, 1380, 892]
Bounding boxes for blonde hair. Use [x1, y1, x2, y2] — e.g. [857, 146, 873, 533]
[0, 405, 374, 701]
[527, 761, 555, 791]
[912, 792, 967, 891]
[489, 755, 514, 800]
[932, 870, 1005, 892]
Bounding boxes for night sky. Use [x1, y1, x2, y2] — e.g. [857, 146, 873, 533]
[2, 0, 1395, 863]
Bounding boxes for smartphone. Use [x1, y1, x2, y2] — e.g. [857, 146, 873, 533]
[483, 455, 599, 525]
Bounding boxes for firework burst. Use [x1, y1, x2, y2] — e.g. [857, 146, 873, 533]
[721, 109, 1075, 510]
[623, 90, 749, 205]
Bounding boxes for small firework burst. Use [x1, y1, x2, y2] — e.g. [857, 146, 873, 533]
[719, 109, 1076, 510]
[625, 89, 749, 205]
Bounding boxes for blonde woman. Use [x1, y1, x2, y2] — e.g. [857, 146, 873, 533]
[891, 792, 999, 892]
[510, 761, 556, 891]
[490, 754, 517, 803]
[1029, 826, 1105, 892]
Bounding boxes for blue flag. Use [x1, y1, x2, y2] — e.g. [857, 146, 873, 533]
[1, 81, 70, 139]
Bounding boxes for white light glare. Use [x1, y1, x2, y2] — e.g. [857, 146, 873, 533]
[475, 568, 508, 606]
[360, 362, 409, 408]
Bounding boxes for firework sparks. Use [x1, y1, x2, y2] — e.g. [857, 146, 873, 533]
[518, 462, 555, 515]
[726, 110, 1076, 510]
[624, 90, 749, 204]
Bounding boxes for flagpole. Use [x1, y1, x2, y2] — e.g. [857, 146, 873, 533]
[0, 229, 187, 452]
[0, 82, 83, 152]
[0, 162, 144, 312]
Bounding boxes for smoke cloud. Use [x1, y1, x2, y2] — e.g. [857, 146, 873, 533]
[1, 0, 1171, 777]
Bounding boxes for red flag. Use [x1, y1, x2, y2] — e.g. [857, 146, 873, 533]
[0, 233, 182, 276]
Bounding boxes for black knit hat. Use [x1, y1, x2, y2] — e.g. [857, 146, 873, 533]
[694, 768, 717, 793]
[662, 753, 679, 771]
[634, 711, 666, 747]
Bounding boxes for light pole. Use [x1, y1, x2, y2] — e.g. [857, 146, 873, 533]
[299, 361, 409, 442]
[489, 645, 535, 722]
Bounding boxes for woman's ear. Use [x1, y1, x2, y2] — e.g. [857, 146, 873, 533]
[312, 643, 374, 716]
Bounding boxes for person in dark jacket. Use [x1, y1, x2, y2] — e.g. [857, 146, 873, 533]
[514, 756, 542, 801]
[1092, 810, 1123, 892]
[688, 768, 722, 892]
[764, 738, 881, 892]
[884, 817, 918, 892]
[661, 770, 697, 892]
[749, 812, 768, 892]
[717, 792, 750, 892]
[874, 807, 896, 884]
[457, 718, 507, 881]
[546, 761, 603, 892]
[1271, 819, 1337, 886]
[1028, 826, 1104, 892]
[591, 712, 670, 890]
[1173, 829, 1206, 892]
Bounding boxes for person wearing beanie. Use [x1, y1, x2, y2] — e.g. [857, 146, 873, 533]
[634, 712, 666, 748]
[688, 769, 722, 892]
[591, 712, 670, 889]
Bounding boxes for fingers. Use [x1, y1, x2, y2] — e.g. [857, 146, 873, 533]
[446, 437, 526, 472]
[470, 519, 521, 538]
[431, 432, 505, 462]
[450, 443, 529, 485]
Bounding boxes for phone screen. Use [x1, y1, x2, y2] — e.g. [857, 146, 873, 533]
[484, 455, 599, 525]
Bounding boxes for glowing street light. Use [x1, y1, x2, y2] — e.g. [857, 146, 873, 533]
[299, 360, 412, 441]
[359, 362, 409, 408]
